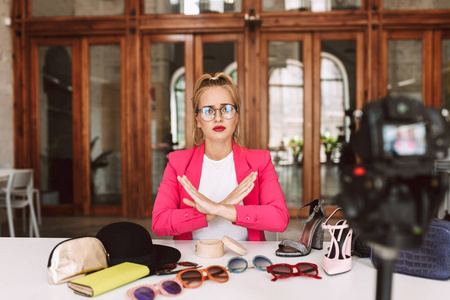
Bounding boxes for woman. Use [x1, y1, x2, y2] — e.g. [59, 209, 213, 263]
[152, 72, 289, 241]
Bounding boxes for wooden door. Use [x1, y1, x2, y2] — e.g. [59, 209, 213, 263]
[260, 31, 365, 217]
[435, 30, 450, 110]
[312, 32, 365, 215]
[30, 36, 126, 216]
[381, 31, 434, 105]
[142, 33, 245, 207]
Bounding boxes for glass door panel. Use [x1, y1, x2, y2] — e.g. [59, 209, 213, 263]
[320, 40, 356, 204]
[32, 0, 125, 17]
[199, 34, 244, 99]
[387, 40, 422, 101]
[262, 0, 361, 12]
[38, 45, 74, 206]
[150, 42, 186, 201]
[203, 42, 237, 79]
[384, 0, 450, 10]
[267, 41, 304, 207]
[89, 44, 122, 206]
[144, 0, 242, 14]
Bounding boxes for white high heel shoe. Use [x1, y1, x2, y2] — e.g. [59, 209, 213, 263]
[322, 207, 353, 275]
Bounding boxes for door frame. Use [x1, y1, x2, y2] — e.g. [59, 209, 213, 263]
[381, 30, 434, 105]
[433, 30, 450, 108]
[260, 30, 365, 217]
[83, 36, 127, 216]
[312, 31, 365, 200]
[142, 32, 245, 212]
[29, 36, 127, 216]
[30, 37, 81, 215]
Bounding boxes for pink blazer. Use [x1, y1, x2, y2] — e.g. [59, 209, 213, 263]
[151, 142, 289, 241]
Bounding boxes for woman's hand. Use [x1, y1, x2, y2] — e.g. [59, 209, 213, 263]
[177, 171, 257, 223]
[222, 171, 257, 205]
[178, 175, 219, 215]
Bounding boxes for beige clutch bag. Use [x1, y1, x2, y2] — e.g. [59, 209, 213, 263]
[47, 237, 110, 284]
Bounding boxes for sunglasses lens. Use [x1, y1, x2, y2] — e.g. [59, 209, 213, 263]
[156, 263, 176, 274]
[133, 287, 155, 300]
[180, 270, 203, 287]
[228, 258, 247, 273]
[253, 256, 272, 270]
[161, 280, 182, 295]
[177, 261, 197, 267]
[208, 266, 228, 282]
[299, 264, 318, 276]
[271, 265, 291, 277]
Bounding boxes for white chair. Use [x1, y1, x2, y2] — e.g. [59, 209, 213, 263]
[0, 170, 40, 237]
[9, 186, 41, 226]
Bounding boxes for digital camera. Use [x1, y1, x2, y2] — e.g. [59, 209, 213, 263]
[337, 96, 449, 249]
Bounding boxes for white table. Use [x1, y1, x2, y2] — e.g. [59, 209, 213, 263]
[0, 238, 448, 300]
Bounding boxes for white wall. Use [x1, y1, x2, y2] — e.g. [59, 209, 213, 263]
[0, 0, 13, 167]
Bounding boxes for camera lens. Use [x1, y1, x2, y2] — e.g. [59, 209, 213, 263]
[396, 102, 409, 114]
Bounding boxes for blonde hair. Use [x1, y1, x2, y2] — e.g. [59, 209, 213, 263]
[192, 72, 242, 146]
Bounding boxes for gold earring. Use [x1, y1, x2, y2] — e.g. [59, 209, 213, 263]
[192, 127, 204, 146]
[233, 125, 240, 142]
[192, 127, 198, 145]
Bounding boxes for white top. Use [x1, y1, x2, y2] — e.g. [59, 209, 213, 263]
[1, 238, 448, 300]
[192, 152, 248, 241]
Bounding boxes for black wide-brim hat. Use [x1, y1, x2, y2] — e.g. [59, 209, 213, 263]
[96, 222, 181, 275]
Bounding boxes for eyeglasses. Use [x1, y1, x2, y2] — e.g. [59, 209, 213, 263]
[127, 278, 183, 300]
[266, 263, 322, 282]
[197, 104, 237, 122]
[155, 261, 201, 275]
[227, 255, 273, 273]
[176, 265, 229, 288]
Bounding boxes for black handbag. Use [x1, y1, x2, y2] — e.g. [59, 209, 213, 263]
[352, 234, 371, 258]
[371, 219, 450, 280]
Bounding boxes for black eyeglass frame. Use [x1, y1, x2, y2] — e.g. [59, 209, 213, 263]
[196, 104, 237, 122]
[155, 261, 202, 275]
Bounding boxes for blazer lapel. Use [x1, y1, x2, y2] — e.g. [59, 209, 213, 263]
[232, 142, 256, 205]
[185, 142, 205, 190]
[233, 142, 253, 183]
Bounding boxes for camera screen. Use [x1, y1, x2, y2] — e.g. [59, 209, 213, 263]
[382, 123, 427, 156]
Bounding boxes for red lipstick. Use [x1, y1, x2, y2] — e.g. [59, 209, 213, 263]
[213, 126, 226, 132]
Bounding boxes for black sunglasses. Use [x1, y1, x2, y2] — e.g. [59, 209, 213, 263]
[155, 261, 202, 275]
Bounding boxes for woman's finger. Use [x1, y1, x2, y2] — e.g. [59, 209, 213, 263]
[180, 175, 194, 188]
[242, 172, 256, 184]
[183, 198, 195, 207]
[178, 175, 199, 198]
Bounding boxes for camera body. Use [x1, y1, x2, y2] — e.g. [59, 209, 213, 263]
[337, 96, 449, 249]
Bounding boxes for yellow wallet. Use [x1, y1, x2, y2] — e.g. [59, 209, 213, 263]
[67, 262, 150, 297]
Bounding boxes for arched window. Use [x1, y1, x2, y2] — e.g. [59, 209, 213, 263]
[268, 53, 350, 205]
[170, 67, 186, 149]
[320, 52, 349, 163]
[268, 58, 304, 161]
[224, 61, 238, 83]
[268, 58, 304, 205]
